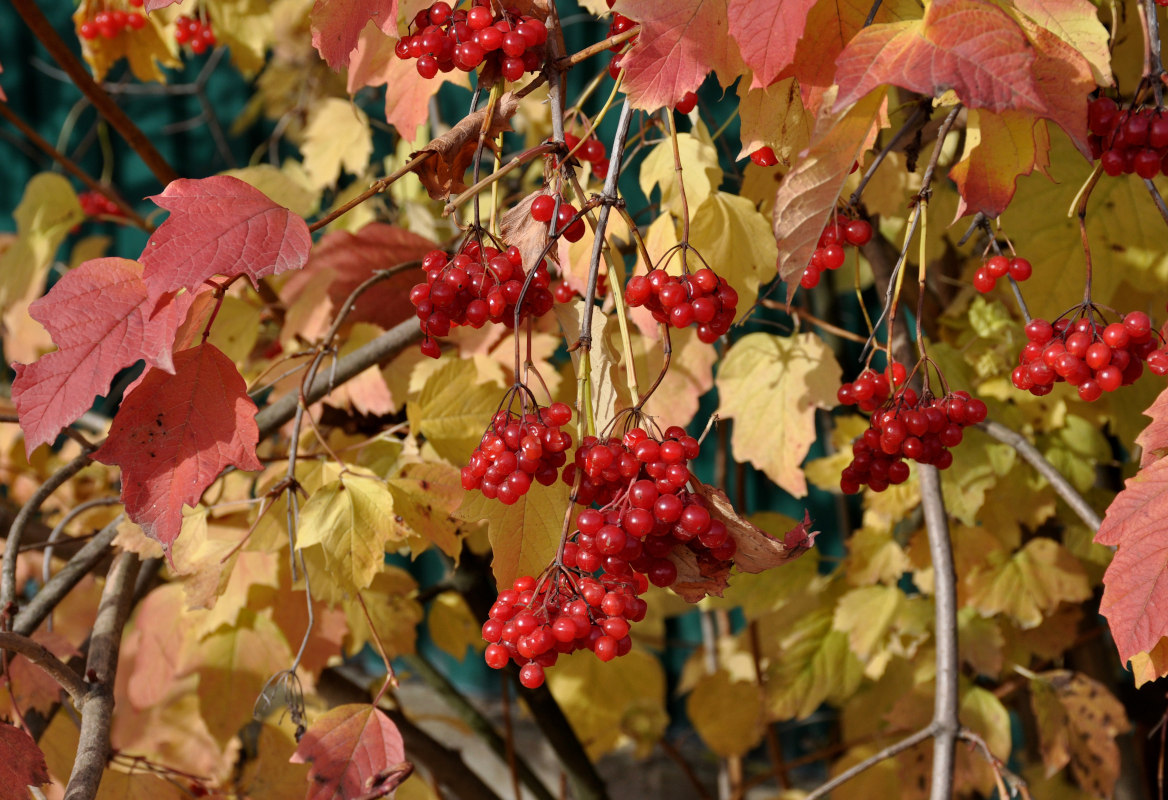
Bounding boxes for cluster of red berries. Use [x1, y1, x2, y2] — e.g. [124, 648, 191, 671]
[972, 254, 1032, 293]
[1087, 97, 1168, 179]
[564, 131, 610, 181]
[839, 372, 988, 493]
[462, 402, 573, 503]
[529, 194, 586, 243]
[174, 15, 216, 54]
[394, 0, 547, 81]
[79, 6, 147, 40]
[78, 190, 124, 218]
[836, 363, 901, 413]
[750, 146, 778, 166]
[409, 241, 554, 358]
[800, 213, 873, 289]
[1012, 310, 1168, 401]
[483, 572, 647, 687]
[624, 267, 738, 342]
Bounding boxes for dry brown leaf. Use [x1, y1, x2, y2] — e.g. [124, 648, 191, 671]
[411, 93, 521, 198]
[499, 189, 557, 274]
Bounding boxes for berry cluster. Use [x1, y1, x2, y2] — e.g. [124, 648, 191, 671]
[836, 364, 902, 413]
[972, 254, 1032, 293]
[1012, 311, 1168, 401]
[1087, 97, 1168, 179]
[604, 5, 637, 80]
[394, 0, 547, 81]
[462, 401, 574, 503]
[78, 190, 125, 219]
[174, 15, 216, 54]
[408, 240, 554, 358]
[483, 572, 647, 687]
[839, 379, 988, 493]
[624, 267, 738, 343]
[79, 7, 147, 40]
[750, 146, 778, 167]
[800, 212, 873, 289]
[565, 131, 610, 181]
[529, 194, 586, 243]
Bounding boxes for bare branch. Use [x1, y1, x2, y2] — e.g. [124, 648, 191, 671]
[804, 725, 935, 800]
[0, 630, 88, 705]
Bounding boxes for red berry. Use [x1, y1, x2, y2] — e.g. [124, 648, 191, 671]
[674, 91, 697, 114]
[750, 146, 778, 167]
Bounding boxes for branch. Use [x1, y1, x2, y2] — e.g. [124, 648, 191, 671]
[64, 551, 139, 800]
[920, 463, 958, 800]
[0, 631, 88, 706]
[9, 0, 179, 186]
[804, 725, 935, 800]
[977, 419, 1102, 530]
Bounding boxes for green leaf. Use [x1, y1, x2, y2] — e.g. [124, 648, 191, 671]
[764, 607, 864, 720]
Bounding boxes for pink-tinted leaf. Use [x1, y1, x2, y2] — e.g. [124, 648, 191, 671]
[834, 0, 1046, 114]
[292, 704, 409, 800]
[139, 176, 311, 302]
[1095, 458, 1168, 667]
[311, 0, 398, 70]
[727, 0, 814, 89]
[1136, 387, 1168, 467]
[613, 0, 738, 110]
[0, 721, 49, 791]
[92, 343, 263, 558]
[144, 0, 184, 10]
[12, 258, 196, 455]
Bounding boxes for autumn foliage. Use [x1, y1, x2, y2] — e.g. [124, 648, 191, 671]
[3, 0, 1168, 798]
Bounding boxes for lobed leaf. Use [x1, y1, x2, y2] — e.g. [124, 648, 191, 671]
[292, 704, 409, 800]
[310, 0, 398, 70]
[727, 0, 814, 89]
[0, 721, 50, 793]
[410, 93, 520, 198]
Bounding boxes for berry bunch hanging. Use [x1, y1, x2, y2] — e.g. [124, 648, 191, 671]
[800, 212, 873, 289]
[394, 0, 547, 81]
[79, 6, 147, 40]
[564, 131, 610, 182]
[1012, 309, 1168, 401]
[625, 264, 738, 343]
[174, 15, 216, 54]
[1087, 97, 1168, 179]
[461, 398, 574, 504]
[529, 194, 586, 243]
[972, 253, 1032, 293]
[408, 239, 555, 358]
[78, 190, 124, 219]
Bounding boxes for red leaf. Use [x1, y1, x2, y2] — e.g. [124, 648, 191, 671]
[834, 0, 1046, 115]
[948, 111, 1049, 220]
[92, 343, 263, 557]
[291, 704, 408, 800]
[139, 176, 311, 302]
[613, 0, 738, 110]
[0, 721, 49, 792]
[1136, 387, 1168, 467]
[727, 0, 814, 89]
[311, 0, 398, 70]
[1095, 458, 1168, 666]
[12, 258, 195, 456]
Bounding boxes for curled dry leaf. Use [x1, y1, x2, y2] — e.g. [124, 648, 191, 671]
[499, 190, 557, 274]
[410, 93, 520, 198]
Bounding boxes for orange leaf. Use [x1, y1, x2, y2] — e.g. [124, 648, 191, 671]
[948, 110, 1049, 220]
[311, 0, 398, 70]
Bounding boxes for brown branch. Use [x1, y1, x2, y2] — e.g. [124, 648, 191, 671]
[9, 0, 179, 186]
[804, 725, 935, 800]
[554, 27, 640, 71]
[64, 551, 139, 800]
[0, 630, 88, 705]
[308, 153, 434, 233]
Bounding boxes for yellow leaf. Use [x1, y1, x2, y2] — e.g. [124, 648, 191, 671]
[1128, 637, 1168, 687]
[966, 537, 1090, 628]
[1010, 0, 1113, 86]
[342, 567, 424, 657]
[845, 526, 911, 586]
[764, 607, 864, 720]
[939, 426, 1015, 525]
[241, 723, 312, 800]
[297, 473, 403, 593]
[303, 98, 374, 189]
[833, 585, 902, 663]
[206, 294, 262, 365]
[221, 163, 321, 218]
[454, 479, 570, 589]
[687, 668, 765, 757]
[73, 5, 181, 82]
[957, 607, 1004, 678]
[688, 191, 779, 314]
[553, 299, 631, 433]
[0, 173, 83, 315]
[206, 0, 275, 75]
[639, 127, 722, 221]
[958, 685, 1012, 795]
[428, 590, 483, 659]
[546, 649, 667, 759]
[630, 325, 716, 430]
[407, 357, 504, 465]
[828, 743, 904, 800]
[387, 461, 465, 558]
[736, 76, 810, 163]
[716, 332, 841, 496]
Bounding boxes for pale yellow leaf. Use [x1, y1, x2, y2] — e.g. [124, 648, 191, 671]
[736, 76, 810, 163]
[688, 668, 765, 757]
[303, 98, 374, 189]
[966, 537, 1090, 628]
[639, 128, 722, 221]
[428, 590, 483, 659]
[688, 190, 779, 315]
[0, 173, 83, 315]
[407, 357, 505, 466]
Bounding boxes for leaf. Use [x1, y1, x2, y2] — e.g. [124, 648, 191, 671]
[310, 0, 398, 69]
[140, 175, 312, 301]
[773, 87, 886, 292]
[341, 567, 423, 657]
[1136, 386, 1168, 466]
[406, 357, 504, 465]
[833, 0, 1046, 114]
[92, 343, 264, 558]
[687, 668, 764, 757]
[291, 704, 409, 800]
[428, 591, 483, 659]
[303, 98, 374, 189]
[958, 685, 1013, 793]
[613, 0, 739, 110]
[12, 258, 195, 455]
[298, 473, 404, 593]
[222, 164, 321, 219]
[1095, 457, 1168, 671]
[695, 483, 817, 572]
[716, 332, 841, 496]
[410, 93, 520, 198]
[1009, 0, 1112, 86]
[0, 173, 83, 316]
[0, 720, 50, 792]
[1030, 671, 1130, 797]
[373, 51, 470, 141]
[966, 537, 1090, 628]
[454, 479, 570, 589]
[764, 606, 864, 720]
[241, 724, 312, 800]
[833, 585, 902, 661]
[736, 77, 810, 163]
[1021, 18, 1095, 156]
[74, 5, 181, 82]
[499, 190, 555, 277]
[727, 0, 814, 89]
[948, 110, 1049, 219]
[687, 191, 778, 314]
[124, 582, 193, 711]
[386, 462, 465, 558]
[4, 631, 80, 715]
[639, 128, 723, 220]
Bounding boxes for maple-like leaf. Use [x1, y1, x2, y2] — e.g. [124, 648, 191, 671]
[92, 343, 263, 557]
[1135, 387, 1168, 467]
[291, 704, 409, 800]
[302, 98, 374, 189]
[834, 0, 1047, 114]
[0, 720, 50, 792]
[0, 173, 84, 316]
[715, 332, 841, 496]
[410, 93, 520, 198]
[727, 0, 814, 89]
[139, 175, 311, 301]
[406, 358, 505, 465]
[311, 0, 398, 70]
[1009, 0, 1113, 86]
[948, 110, 1050, 219]
[966, 537, 1090, 628]
[13, 258, 194, 455]
[612, 0, 739, 110]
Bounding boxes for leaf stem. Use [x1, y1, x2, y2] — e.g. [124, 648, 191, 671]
[445, 142, 558, 215]
[308, 152, 434, 233]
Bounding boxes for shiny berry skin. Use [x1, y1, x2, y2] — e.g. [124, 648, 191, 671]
[750, 146, 778, 166]
[674, 91, 697, 114]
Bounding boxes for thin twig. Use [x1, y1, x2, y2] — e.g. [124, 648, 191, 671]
[308, 153, 434, 233]
[804, 725, 936, 800]
[0, 630, 88, 705]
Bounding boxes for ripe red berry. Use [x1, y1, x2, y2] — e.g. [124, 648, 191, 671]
[674, 91, 697, 114]
[750, 146, 778, 167]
